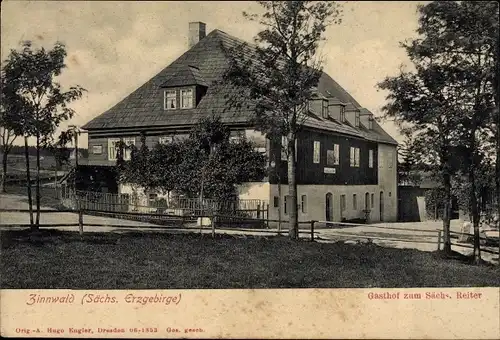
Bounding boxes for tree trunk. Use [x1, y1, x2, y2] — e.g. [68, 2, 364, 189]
[1, 150, 8, 193]
[24, 136, 35, 230]
[469, 167, 481, 264]
[287, 135, 298, 239]
[35, 135, 41, 227]
[442, 174, 452, 254]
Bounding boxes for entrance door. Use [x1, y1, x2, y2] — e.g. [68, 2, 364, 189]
[379, 191, 384, 222]
[325, 193, 333, 222]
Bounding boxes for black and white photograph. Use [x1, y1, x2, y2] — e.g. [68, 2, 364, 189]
[1, 1, 499, 338]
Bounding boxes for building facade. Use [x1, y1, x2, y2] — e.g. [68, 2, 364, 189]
[81, 22, 398, 223]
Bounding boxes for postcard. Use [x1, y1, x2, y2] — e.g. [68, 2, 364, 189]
[1, 1, 499, 339]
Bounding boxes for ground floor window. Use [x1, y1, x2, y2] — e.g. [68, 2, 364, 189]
[371, 193, 375, 209]
[301, 195, 307, 214]
[273, 196, 279, 208]
[340, 194, 346, 213]
[353, 193, 357, 210]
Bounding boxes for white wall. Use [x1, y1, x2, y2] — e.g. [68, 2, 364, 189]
[268, 184, 389, 223]
[377, 143, 398, 222]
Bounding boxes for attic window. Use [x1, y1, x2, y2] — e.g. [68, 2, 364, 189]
[368, 116, 374, 129]
[322, 100, 329, 118]
[180, 89, 194, 109]
[355, 111, 360, 127]
[340, 106, 346, 122]
[164, 90, 176, 110]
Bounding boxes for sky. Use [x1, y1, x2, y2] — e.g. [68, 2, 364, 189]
[1, 0, 424, 147]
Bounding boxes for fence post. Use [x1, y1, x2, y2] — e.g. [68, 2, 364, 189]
[311, 220, 315, 242]
[78, 209, 84, 236]
[437, 230, 442, 251]
[211, 215, 216, 239]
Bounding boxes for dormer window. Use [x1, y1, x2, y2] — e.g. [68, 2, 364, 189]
[322, 100, 329, 118]
[355, 111, 360, 127]
[180, 89, 194, 109]
[340, 105, 346, 122]
[164, 90, 176, 110]
[368, 116, 374, 129]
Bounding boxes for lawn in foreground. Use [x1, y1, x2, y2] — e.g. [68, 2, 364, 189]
[1, 229, 499, 289]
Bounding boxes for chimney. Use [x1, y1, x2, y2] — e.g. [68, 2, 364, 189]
[188, 22, 206, 49]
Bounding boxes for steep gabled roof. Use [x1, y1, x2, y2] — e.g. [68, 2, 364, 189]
[82, 29, 397, 145]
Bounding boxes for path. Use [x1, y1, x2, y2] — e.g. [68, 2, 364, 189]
[1, 193, 498, 264]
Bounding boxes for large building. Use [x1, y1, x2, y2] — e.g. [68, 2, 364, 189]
[81, 22, 398, 223]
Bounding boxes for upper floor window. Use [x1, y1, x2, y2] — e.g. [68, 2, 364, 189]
[180, 89, 193, 109]
[159, 136, 173, 145]
[313, 141, 321, 164]
[368, 149, 374, 168]
[322, 100, 329, 118]
[326, 143, 340, 166]
[349, 146, 360, 167]
[230, 130, 244, 144]
[108, 138, 120, 161]
[355, 111, 360, 127]
[388, 151, 394, 168]
[123, 138, 136, 160]
[340, 106, 346, 122]
[379, 151, 385, 168]
[164, 90, 176, 110]
[108, 138, 135, 161]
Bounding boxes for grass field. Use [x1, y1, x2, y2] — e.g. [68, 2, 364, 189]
[1, 229, 499, 289]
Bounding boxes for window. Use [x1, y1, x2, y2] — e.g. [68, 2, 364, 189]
[369, 149, 374, 168]
[388, 151, 394, 168]
[180, 89, 193, 109]
[313, 141, 321, 164]
[350, 147, 360, 167]
[327, 144, 340, 166]
[148, 193, 158, 206]
[353, 194, 357, 210]
[322, 100, 329, 118]
[230, 131, 243, 144]
[92, 145, 103, 155]
[379, 151, 384, 168]
[368, 116, 374, 129]
[340, 194, 346, 212]
[164, 90, 176, 110]
[108, 138, 135, 161]
[284, 195, 289, 215]
[123, 137, 136, 160]
[159, 136, 173, 144]
[108, 138, 120, 161]
[371, 193, 374, 209]
[301, 195, 307, 214]
[273, 196, 279, 208]
[340, 106, 346, 122]
[355, 111, 360, 127]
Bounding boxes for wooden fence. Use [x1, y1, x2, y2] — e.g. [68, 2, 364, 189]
[1, 208, 498, 257]
[58, 188, 269, 220]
